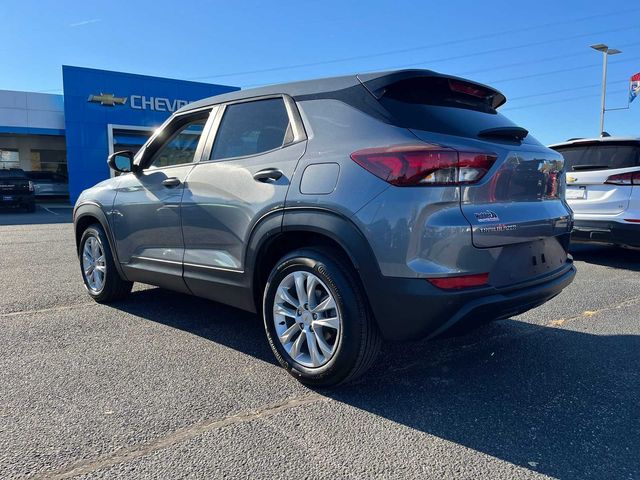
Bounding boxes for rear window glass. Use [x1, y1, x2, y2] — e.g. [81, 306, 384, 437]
[378, 77, 531, 141]
[554, 144, 640, 171]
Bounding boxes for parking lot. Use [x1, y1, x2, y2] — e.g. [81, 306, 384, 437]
[1, 210, 638, 479]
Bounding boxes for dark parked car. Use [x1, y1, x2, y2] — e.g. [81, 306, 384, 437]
[73, 69, 576, 386]
[25, 171, 69, 198]
[0, 168, 35, 212]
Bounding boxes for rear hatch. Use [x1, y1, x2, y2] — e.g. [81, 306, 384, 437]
[551, 140, 640, 215]
[0, 169, 31, 197]
[362, 72, 572, 249]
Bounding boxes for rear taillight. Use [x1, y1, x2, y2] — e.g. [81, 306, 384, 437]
[350, 144, 497, 186]
[427, 273, 490, 290]
[604, 171, 640, 185]
[28, 181, 34, 192]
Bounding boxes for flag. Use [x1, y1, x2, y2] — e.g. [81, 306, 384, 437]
[630, 73, 640, 103]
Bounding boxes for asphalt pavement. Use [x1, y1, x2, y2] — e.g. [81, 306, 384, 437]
[0, 211, 638, 479]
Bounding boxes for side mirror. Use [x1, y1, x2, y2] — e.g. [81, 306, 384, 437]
[107, 150, 137, 173]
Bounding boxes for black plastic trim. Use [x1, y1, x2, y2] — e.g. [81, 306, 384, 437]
[572, 220, 640, 248]
[73, 202, 128, 280]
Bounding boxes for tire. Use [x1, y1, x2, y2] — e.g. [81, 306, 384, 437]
[263, 247, 381, 387]
[79, 223, 133, 303]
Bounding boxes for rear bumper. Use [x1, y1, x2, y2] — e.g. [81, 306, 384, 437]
[365, 261, 576, 341]
[572, 220, 640, 248]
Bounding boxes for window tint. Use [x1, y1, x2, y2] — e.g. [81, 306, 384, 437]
[554, 143, 640, 171]
[150, 118, 207, 168]
[211, 98, 291, 161]
[378, 77, 534, 142]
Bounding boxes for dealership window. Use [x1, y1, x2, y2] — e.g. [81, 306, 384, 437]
[0, 149, 20, 169]
[211, 98, 292, 161]
[112, 129, 154, 156]
[31, 149, 68, 177]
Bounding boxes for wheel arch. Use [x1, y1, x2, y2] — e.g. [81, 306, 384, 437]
[247, 208, 382, 317]
[74, 202, 128, 280]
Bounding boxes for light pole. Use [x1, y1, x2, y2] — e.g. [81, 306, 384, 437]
[590, 43, 622, 137]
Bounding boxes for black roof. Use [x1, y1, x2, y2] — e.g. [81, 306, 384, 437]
[178, 69, 506, 113]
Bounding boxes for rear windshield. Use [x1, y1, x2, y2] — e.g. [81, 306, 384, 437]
[553, 143, 640, 171]
[377, 77, 533, 141]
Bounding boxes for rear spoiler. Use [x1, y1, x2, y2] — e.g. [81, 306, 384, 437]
[356, 69, 507, 109]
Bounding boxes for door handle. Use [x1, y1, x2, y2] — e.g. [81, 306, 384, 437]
[162, 177, 181, 188]
[253, 168, 283, 183]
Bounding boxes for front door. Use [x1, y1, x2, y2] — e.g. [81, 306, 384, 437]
[112, 109, 213, 291]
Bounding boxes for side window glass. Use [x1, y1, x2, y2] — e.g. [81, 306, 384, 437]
[149, 117, 207, 168]
[211, 98, 291, 161]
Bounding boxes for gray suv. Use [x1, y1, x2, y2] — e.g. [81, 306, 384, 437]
[74, 69, 576, 386]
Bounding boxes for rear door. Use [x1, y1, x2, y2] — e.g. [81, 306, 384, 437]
[180, 96, 306, 307]
[553, 141, 640, 215]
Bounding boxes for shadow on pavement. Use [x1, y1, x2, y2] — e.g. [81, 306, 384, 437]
[112, 288, 276, 365]
[112, 288, 639, 479]
[334, 321, 640, 480]
[570, 243, 640, 272]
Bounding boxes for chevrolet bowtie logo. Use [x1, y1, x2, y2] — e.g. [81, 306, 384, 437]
[567, 176, 577, 183]
[87, 93, 127, 106]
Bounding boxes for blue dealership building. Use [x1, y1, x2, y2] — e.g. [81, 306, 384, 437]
[0, 66, 238, 202]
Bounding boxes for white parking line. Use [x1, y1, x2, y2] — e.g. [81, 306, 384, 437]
[32, 394, 325, 480]
[0, 303, 95, 318]
[41, 206, 60, 216]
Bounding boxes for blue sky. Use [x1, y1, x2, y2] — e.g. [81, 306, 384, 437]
[1, 0, 639, 145]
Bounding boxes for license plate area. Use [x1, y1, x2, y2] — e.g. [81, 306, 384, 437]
[2, 195, 14, 201]
[490, 237, 568, 288]
[566, 186, 586, 200]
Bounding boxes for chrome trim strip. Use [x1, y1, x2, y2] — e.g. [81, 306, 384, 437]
[183, 262, 244, 274]
[131, 255, 182, 265]
[130, 255, 244, 273]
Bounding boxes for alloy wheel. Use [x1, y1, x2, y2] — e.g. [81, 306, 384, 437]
[273, 271, 341, 368]
[82, 236, 106, 293]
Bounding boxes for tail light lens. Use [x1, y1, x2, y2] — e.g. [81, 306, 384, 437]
[28, 181, 34, 192]
[350, 144, 497, 186]
[604, 171, 640, 185]
[427, 273, 490, 290]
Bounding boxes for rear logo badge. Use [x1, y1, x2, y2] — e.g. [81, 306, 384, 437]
[474, 210, 500, 223]
[479, 224, 517, 233]
[567, 176, 578, 183]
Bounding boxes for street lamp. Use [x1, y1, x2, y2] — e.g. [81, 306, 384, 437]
[590, 43, 622, 136]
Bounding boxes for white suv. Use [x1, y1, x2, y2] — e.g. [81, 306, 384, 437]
[550, 137, 640, 248]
